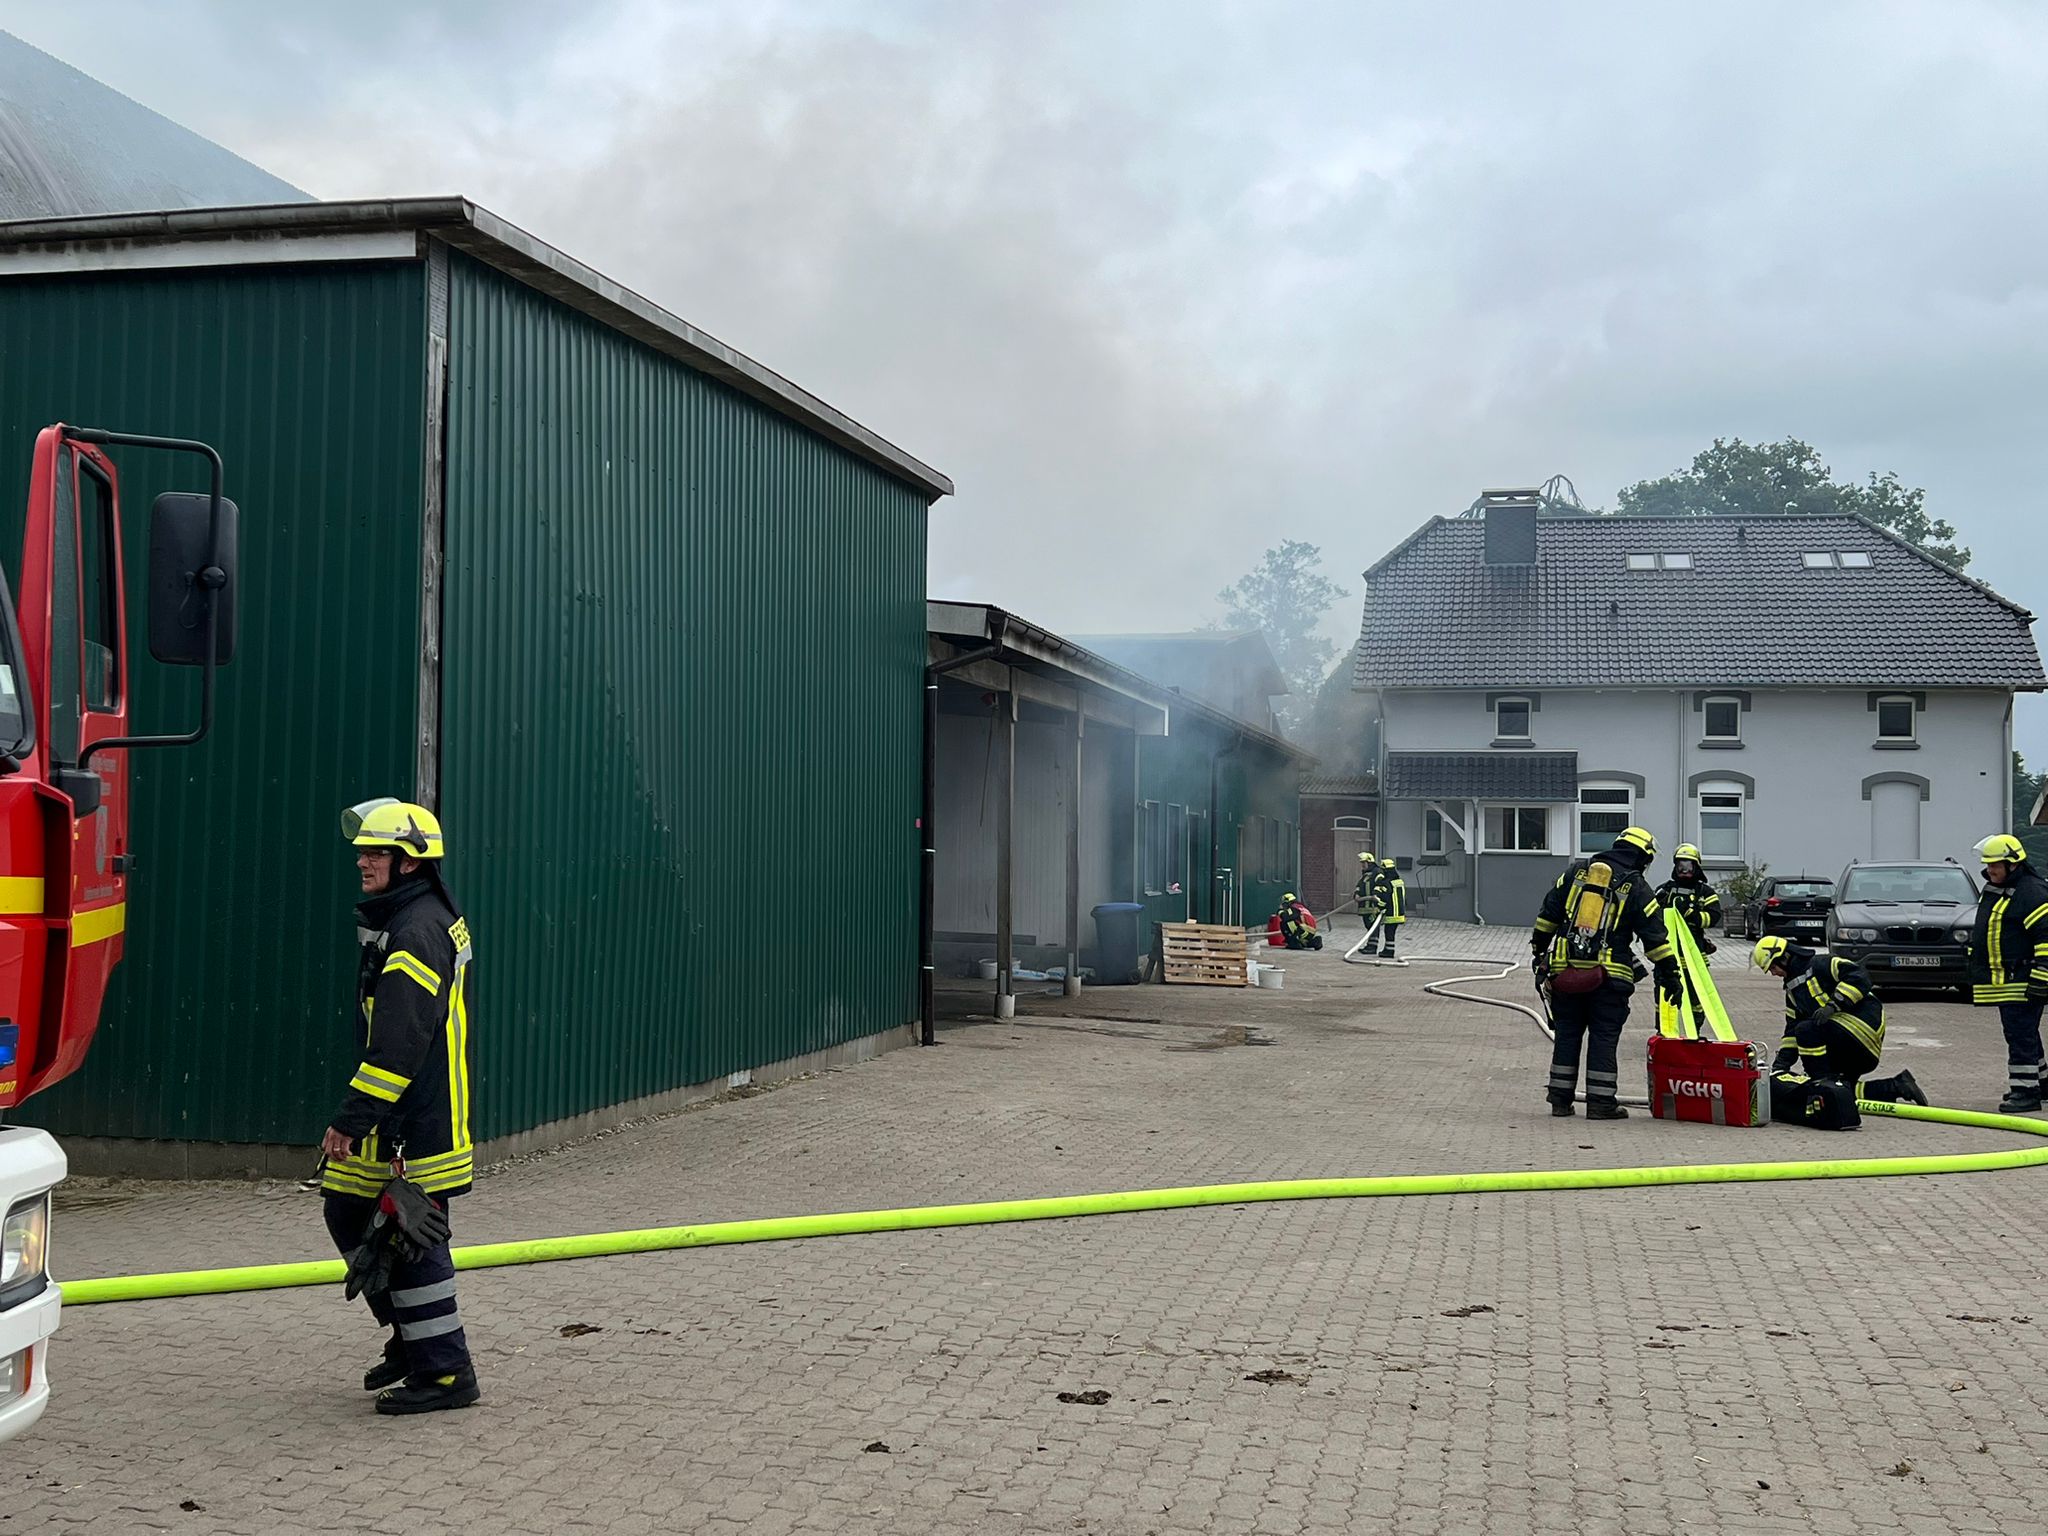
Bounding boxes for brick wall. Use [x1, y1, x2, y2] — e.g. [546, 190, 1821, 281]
[1300, 795, 1378, 915]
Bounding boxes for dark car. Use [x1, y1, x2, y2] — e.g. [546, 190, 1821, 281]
[1736, 875, 1836, 941]
[1825, 861, 1979, 993]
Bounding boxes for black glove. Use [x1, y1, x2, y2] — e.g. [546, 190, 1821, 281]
[1655, 961, 1683, 1005]
[1699, 938, 1718, 956]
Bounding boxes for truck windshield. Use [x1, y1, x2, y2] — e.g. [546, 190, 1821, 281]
[1841, 867, 1976, 905]
[0, 569, 27, 761]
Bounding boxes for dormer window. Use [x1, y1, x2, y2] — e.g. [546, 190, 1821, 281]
[1495, 697, 1531, 740]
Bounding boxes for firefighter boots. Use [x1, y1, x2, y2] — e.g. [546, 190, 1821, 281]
[1585, 1101, 1629, 1120]
[375, 1368, 481, 1415]
[363, 1335, 406, 1392]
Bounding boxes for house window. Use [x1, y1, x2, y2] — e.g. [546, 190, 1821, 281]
[1577, 785, 1634, 854]
[1839, 551, 1873, 568]
[1140, 800, 1163, 894]
[1626, 552, 1657, 571]
[1166, 804, 1186, 893]
[1875, 695, 1917, 742]
[1494, 698, 1532, 740]
[1423, 807, 1446, 854]
[1485, 806, 1551, 852]
[1660, 551, 1693, 570]
[1699, 782, 1744, 860]
[1801, 552, 1836, 569]
[1702, 695, 1742, 743]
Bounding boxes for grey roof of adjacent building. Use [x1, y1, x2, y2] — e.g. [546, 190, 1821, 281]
[0, 32, 307, 219]
[0, 196, 953, 503]
[1384, 750, 1579, 801]
[1300, 773, 1376, 797]
[1355, 514, 2046, 690]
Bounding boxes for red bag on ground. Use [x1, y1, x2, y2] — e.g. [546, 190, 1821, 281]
[1646, 1036, 1770, 1126]
[1267, 914, 1285, 947]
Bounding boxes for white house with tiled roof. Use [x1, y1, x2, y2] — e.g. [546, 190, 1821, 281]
[1354, 500, 2046, 924]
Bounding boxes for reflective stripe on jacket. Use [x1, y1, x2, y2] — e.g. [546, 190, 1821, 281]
[1969, 866, 2048, 1005]
[1532, 858, 1674, 983]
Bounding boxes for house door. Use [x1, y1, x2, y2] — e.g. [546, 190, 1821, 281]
[1333, 817, 1373, 911]
[1870, 781, 1921, 861]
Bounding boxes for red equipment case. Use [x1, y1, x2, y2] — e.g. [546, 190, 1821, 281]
[1646, 1036, 1770, 1126]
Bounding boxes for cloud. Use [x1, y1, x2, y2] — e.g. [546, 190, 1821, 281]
[11, 0, 2048, 747]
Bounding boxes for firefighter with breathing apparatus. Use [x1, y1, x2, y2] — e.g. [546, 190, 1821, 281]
[1370, 856, 1406, 959]
[1965, 832, 2048, 1114]
[1531, 827, 1679, 1119]
[1655, 843, 1721, 953]
[1751, 935, 1926, 1128]
[320, 797, 481, 1414]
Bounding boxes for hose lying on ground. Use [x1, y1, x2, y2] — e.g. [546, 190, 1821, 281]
[56, 941, 2013, 1308]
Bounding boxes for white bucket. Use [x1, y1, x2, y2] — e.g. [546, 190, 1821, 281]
[1258, 966, 1285, 990]
[977, 959, 999, 981]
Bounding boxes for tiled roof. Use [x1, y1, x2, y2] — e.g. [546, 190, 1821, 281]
[1300, 774, 1376, 797]
[1384, 751, 1578, 801]
[1356, 514, 2045, 689]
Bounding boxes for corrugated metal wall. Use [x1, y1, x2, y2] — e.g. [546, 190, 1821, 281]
[440, 252, 927, 1140]
[0, 263, 427, 1141]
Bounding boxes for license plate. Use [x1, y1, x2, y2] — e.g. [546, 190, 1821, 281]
[1892, 955, 1942, 968]
[1794, 918, 1822, 927]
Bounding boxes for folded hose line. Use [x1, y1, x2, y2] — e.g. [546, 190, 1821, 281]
[55, 1101, 2048, 1308]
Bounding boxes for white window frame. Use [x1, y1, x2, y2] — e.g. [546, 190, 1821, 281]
[1697, 780, 1745, 863]
[1483, 804, 1553, 854]
[1576, 783, 1635, 855]
[1701, 694, 1743, 743]
[1493, 696, 1532, 741]
[1875, 694, 1917, 742]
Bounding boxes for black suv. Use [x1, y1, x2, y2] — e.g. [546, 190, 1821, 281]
[1736, 875, 1835, 941]
[1825, 861, 1979, 992]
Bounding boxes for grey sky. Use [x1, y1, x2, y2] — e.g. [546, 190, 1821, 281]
[10, 0, 2047, 753]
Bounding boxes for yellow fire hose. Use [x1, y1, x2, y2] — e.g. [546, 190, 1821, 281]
[57, 939, 2040, 1309]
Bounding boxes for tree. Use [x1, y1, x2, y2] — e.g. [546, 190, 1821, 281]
[1211, 540, 1348, 736]
[2014, 752, 2048, 866]
[1614, 438, 1970, 569]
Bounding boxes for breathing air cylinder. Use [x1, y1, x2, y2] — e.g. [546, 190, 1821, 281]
[1566, 859, 1615, 964]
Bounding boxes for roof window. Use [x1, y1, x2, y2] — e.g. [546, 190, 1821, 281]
[1802, 552, 1836, 569]
[1626, 552, 1692, 570]
[1803, 551, 1875, 569]
[1626, 553, 1656, 570]
[1838, 551, 1873, 568]
[1660, 552, 1692, 569]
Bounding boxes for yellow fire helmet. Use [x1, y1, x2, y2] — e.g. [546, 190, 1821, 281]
[1974, 833, 2027, 866]
[1281, 892, 1298, 905]
[1358, 851, 1374, 863]
[342, 797, 446, 860]
[1380, 856, 1397, 868]
[1751, 935, 1790, 972]
[1613, 826, 1656, 858]
[1674, 843, 1703, 863]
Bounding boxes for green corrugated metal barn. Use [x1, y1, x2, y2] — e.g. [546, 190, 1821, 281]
[0, 198, 951, 1173]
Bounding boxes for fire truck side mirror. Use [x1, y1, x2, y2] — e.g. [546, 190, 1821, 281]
[147, 492, 239, 667]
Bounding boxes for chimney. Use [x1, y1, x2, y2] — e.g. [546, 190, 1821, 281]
[1478, 488, 1540, 566]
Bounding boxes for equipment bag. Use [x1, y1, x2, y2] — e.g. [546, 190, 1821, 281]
[1769, 1071, 1861, 1130]
[1647, 1035, 1770, 1127]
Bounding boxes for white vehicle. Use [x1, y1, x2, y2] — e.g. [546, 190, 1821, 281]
[0, 1129, 63, 1438]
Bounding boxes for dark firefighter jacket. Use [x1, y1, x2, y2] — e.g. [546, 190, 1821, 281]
[1774, 952, 1884, 1070]
[323, 874, 476, 1199]
[1370, 867, 1406, 925]
[1654, 877, 1721, 944]
[1968, 864, 2048, 1005]
[1355, 868, 1376, 911]
[1532, 855, 1674, 985]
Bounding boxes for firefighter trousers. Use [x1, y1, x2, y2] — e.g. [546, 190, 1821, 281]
[1546, 980, 1631, 1107]
[1789, 1016, 1880, 1086]
[1997, 1001, 2045, 1101]
[324, 1193, 474, 1380]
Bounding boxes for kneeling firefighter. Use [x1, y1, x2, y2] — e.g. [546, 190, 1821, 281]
[1370, 857, 1406, 958]
[1751, 936, 1926, 1128]
[1531, 826, 1679, 1119]
[1965, 833, 2048, 1114]
[1276, 892, 1323, 951]
[320, 798, 481, 1414]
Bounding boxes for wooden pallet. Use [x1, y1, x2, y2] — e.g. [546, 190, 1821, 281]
[1158, 922, 1253, 987]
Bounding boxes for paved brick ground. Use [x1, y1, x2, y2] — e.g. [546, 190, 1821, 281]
[21, 919, 2048, 1534]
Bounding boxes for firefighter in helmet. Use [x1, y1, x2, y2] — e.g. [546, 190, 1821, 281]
[1370, 856, 1407, 959]
[1656, 843, 1721, 953]
[1965, 832, 2048, 1113]
[320, 798, 481, 1414]
[1751, 935, 1925, 1126]
[1530, 826, 1678, 1118]
[1275, 892, 1323, 950]
[1354, 852, 1378, 931]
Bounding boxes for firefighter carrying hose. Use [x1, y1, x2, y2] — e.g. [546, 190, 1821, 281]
[1370, 857, 1406, 959]
[1531, 826, 1679, 1119]
[1655, 843, 1721, 953]
[1965, 833, 2048, 1113]
[1751, 936, 1926, 1127]
[320, 798, 481, 1415]
[1355, 852, 1378, 931]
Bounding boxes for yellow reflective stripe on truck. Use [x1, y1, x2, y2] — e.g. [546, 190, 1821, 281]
[72, 902, 125, 947]
[0, 877, 44, 914]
